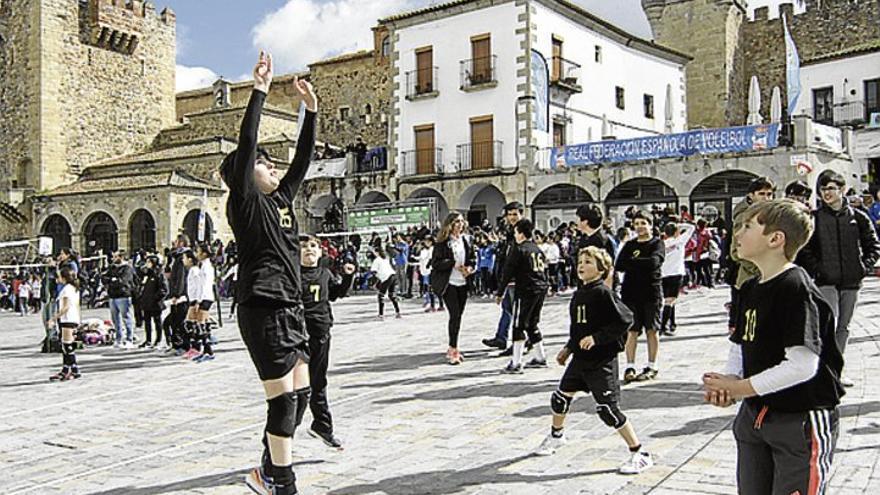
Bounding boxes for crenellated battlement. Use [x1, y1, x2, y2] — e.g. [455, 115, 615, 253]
[87, 0, 175, 54]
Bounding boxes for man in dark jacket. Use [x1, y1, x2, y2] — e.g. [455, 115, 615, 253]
[482, 201, 523, 352]
[103, 250, 137, 348]
[166, 234, 191, 352]
[801, 170, 880, 387]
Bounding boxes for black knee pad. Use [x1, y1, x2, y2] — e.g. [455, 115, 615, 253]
[550, 390, 573, 415]
[294, 387, 310, 427]
[596, 402, 627, 429]
[266, 392, 298, 437]
[62, 342, 76, 355]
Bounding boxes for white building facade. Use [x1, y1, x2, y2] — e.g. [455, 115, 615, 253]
[794, 46, 880, 189]
[383, 0, 689, 227]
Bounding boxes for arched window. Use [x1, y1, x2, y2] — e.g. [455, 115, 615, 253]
[83, 212, 119, 256]
[129, 209, 157, 253]
[381, 36, 390, 58]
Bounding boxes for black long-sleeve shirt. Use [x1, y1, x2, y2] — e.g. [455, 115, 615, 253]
[224, 90, 316, 305]
[496, 240, 549, 297]
[301, 265, 353, 329]
[566, 280, 633, 367]
[615, 236, 664, 303]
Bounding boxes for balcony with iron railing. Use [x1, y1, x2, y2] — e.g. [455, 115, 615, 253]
[460, 55, 497, 91]
[401, 148, 443, 176]
[808, 100, 876, 127]
[455, 141, 502, 172]
[405, 67, 439, 100]
[549, 56, 582, 93]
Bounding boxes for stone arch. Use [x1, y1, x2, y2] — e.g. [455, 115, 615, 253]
[532, 183, 595, 234]
[458, 183, 507, 227]
[689, 170, 759, 227]
[83, 211, 119, 256]
[605, 178, 678, 228]
[40, 214, 73, 254]
[129, 208, 157, 253]
[182, 209, 214, 244]
[408, 187, 449, 222]
[357, 190, 391, 205]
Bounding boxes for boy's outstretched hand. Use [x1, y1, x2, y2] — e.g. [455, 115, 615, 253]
[254, 51, 273, 94]
[294, 76, 318, 112]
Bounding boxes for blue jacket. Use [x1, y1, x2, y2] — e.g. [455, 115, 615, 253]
[478, 245, 495, 270]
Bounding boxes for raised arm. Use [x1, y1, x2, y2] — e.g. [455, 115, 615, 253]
[278, 77, 318, 200]
[230, 52, 273, 196]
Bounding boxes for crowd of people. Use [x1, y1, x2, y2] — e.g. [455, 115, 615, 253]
[5, 50, 878, 495]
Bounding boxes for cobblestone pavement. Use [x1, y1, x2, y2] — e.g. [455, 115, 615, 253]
[2, 280, 880, 495]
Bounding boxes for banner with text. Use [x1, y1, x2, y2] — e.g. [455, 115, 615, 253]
[549, 123, 780, 169]
[346, 204, 432, 233]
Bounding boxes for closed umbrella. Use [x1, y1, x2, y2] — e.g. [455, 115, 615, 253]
[664, 83, 674, 133]
[747, 75, 763, 125]
[770, 86, 782, 124]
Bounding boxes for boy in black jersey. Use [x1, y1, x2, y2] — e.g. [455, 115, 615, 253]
[496, 219, 549, 374]
[615, 211, 665, 383]
[220, 52, 318, 495]
[300, 235, 354, 450]
[703, 199, 844, 495]
[534, 247, 654, 474]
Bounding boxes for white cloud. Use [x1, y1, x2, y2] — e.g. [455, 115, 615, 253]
[176, 64, 219, 92]
[252, 0, 416, 72]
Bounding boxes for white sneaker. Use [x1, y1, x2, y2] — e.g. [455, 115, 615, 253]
[840, 376, 855, 388]
[123, 341, 135, 350]
[619, 451, 653, 474]
[534, 433, 566, 456]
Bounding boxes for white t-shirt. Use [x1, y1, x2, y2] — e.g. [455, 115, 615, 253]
[662, 223, 696, 278]
[418, 247, 433, 276]
[58, 284, 81, 325]
[370, 257, 395, 283]
[200, 259, 215, 302]
[18, 283, 30, 298]
[186, 265, 202, 302]
[542, 242, 561, 265]
[448, 236, 467, 287]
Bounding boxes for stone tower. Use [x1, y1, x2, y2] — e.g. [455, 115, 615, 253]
[642, 0, 748, 129]
[0, 0, 176, 199]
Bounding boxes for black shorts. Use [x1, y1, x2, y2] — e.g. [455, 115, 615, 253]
[238, 303, 310, 381]
[661, 276, 683, 298]
[624, 299, 661, 334]
[198, 300, 214, 311]
[558, 359, 620, 404]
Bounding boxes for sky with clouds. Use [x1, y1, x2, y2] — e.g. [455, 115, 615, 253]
[168, 0, 790, 93]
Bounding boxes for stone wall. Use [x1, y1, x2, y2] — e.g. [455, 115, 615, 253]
[642, 0, 748, 129]
[153, 107, 298, 150]
[743, 0, 880, 121]
[308, 51, 392, 149]
[175, 75, 307, 122]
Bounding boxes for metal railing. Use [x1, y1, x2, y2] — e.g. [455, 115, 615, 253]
[405, 67, 438, 99]
[550, 56, 581, 88]
[460, 55, 497, 89]
[809, 100, 868, 126]
[401, 148, 443, 176]
[456, 140, 502, 172]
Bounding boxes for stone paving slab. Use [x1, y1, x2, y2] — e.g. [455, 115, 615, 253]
[1, 281, 879, 494]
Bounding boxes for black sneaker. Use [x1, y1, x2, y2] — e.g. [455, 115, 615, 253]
[482, 337, 507, 350]
[623, 367, 638, 384]
[502, 361, 524, 374]
[308, 428, 344, 450]
[635, 367, 658, 381]
[665, 327, 677, 336]
[524, 357, 548, 369]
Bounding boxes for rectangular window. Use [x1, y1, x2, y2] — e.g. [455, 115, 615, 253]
[414, 124, 435, 175]
[813, 87, 833, 125]
[551, 36, 563, 82]
[644, 94, 654, 119]
[470, 34, 491, 84]
[553, 121, 566, 147]
[595, 45, 602, 63]
[416, 47, 433, 94]
[615, 86, 625, 110]
[470, 116, 494, 170]
[866, 78, 880, 121]
[339, 107, 350, 121]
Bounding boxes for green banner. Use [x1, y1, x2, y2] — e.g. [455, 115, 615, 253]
[346, 205, 431, 232]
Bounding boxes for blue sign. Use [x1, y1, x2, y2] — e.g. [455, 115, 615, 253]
[530, 50, 549, 133]
[550, 123, 780, 169]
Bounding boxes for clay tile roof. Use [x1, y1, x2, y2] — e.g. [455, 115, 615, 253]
[804, 39, 880, 65]
[39, 170, 222, 198]
[309, 49, 374, 67]
[379, 0, 472, 22]
[91, 139, 229, 167]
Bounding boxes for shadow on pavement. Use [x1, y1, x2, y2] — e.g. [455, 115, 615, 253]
[84, 461, 324, 495]
[373, 379, 557, 404]
[326, 454, 616, 495]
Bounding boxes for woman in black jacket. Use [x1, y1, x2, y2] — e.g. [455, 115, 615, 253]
[138, 256, 169, 348]
[431, 212, 476, 365]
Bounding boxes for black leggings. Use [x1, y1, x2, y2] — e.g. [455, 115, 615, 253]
[377, 276, 400, 316]
[143, 310, 162, 344]
[443, 284, 469, 348]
